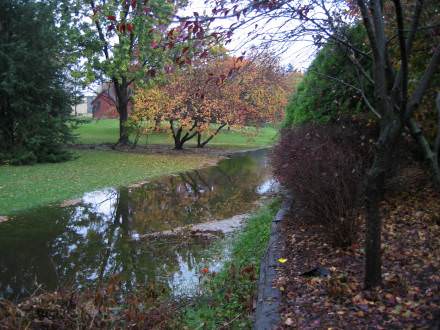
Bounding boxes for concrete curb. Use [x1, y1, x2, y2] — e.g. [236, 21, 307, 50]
[254, 197, 292, 330]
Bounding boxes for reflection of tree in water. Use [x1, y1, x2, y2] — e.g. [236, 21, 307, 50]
[0, 207, 75, 301]
[0, 188, 227, 301]
[51, 188, 212, 295]
[129, 153, 269, 233]
[0, 151, 270, 301]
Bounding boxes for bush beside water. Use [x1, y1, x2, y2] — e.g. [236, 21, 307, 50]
[272, 122, 375, 247]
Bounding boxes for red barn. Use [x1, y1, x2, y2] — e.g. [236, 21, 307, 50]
[92, 83, 133, 119]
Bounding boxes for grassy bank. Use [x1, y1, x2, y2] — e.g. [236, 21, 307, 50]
[175, 200, 280, 329]
[75, 119, 278, 148]
[0, 150, 214, 215]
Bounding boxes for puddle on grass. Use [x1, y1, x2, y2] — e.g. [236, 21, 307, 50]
[0, 149, 275, 301]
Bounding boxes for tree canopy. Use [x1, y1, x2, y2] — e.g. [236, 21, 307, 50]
[132, 53, 292, 149]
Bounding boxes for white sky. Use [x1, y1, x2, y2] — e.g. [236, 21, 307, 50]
[180, 0, 317, 70]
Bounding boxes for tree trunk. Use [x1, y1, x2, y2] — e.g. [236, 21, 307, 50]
[118, 102, 129, 145]
[154, 117, 161, 131]
[174, 139, 184, 150]
[407, 118, 440, 188]
[1, 97, 15, 152]
[197, 132, 203, 148]
[434, 93, 440, 189]
[172, 125, 183, 150]
[170, 119, 198, 150]
[114, 79, 130, 146]
[197, 123, 227, 148]
[364, 115, 402, 289]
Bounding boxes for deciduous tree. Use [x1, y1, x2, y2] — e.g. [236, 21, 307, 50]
[133, 54, 290, 149]
[71, 0, 179, 145]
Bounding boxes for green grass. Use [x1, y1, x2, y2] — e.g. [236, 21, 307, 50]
[74, 119, 278, 148]
[0, 150, 214, 216]
[177, 200, 280, 329]
[1, 119, 278, 215]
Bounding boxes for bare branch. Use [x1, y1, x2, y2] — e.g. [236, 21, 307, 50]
[391, 0, 424, 110]
[313, 71, 381, 118]
[356, 0, 377, 53]
[406, 44, 440, 118]
[90, 0, 109, 60]
[406, 0, 424, 57]
[391, 0, 408, 115]
[435, 93, 440, 160]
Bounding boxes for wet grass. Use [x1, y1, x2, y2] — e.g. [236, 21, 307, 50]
[0, 150, 214, 216]
[74, 119, 278, 148]
[175, 199, 280, 329]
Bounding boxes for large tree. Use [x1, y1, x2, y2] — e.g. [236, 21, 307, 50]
[0, 0, 75, 164]
[71, 0, 180, 145]
[203, 0, 440, 288]
[132, 54, 290, 149]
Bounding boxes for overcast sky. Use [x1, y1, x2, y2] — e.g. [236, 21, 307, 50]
[180, 0, 317, 70]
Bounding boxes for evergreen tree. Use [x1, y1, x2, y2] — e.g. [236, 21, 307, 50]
[285, 25, 373, 126]
[0, 0, 74, 165]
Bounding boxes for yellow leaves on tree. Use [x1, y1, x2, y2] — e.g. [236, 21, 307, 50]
[133, 54, 291, 149]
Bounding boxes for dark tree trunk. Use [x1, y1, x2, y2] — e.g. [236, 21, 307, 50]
[364, 114, 402, 289]
[118, 102, 129, 145]
[170, 119, 198, 150]
[172, 124, 184, 150]
[174, 139, 184, 150]
[114, 78, 130, 146]
[196, 123, 227, 148]
[0, 97, 15, 152]
[435, 93, 440, 188]
[407, 119, 440, 189]
[154, 117, 161, 131]
[197, 132, 202, 148]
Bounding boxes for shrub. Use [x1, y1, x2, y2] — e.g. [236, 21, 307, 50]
[272, 123, 373, 246]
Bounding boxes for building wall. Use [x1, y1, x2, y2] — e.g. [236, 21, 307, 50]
[72, 102, 88, 115]
[72, 96, 93, 116]
[92, 96, 119, 119]
[91, 83, 133, 119]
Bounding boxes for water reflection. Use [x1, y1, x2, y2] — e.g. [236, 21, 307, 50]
[0, 150, 271, 301]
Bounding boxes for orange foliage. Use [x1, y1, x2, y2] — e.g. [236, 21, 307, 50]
[133, 54, 291, 147]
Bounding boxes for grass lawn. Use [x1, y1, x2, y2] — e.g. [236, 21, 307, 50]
[74, 119, 279, 148]
[0, 150, 214, 216]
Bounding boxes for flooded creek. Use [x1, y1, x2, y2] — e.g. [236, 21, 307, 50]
[0, 149, 273, 301]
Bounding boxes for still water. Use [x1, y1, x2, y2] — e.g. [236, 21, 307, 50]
[0, 149, 272, 301]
